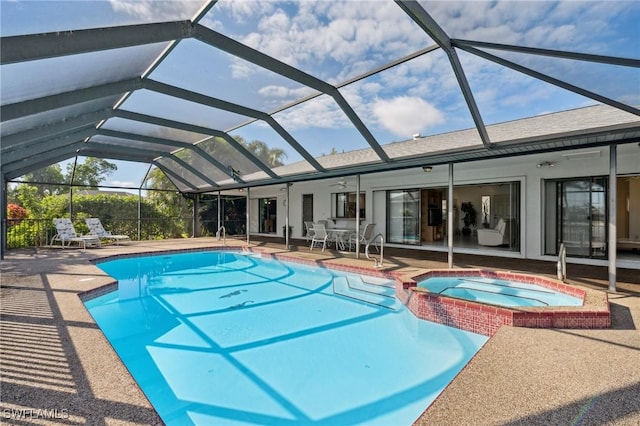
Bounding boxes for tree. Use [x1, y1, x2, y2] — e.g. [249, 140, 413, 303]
[143, 167, 192, 238]
[21, 164, 66, 196]
[244, 139, 287, 167]
[68, 158, 117, 187]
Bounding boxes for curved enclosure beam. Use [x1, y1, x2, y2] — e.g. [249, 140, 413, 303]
[395, 0, 491, 149]
[1, 21, 195, 64]
[1, 78, 142, 121]
[193, 24, 389, 162]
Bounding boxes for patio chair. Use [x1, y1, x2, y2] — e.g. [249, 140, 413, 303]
[310, 223, 328, 252]
[85, 218, 131, 245]
[348, 223, 378, 252]
[317, 219, 329, 228]
[477, 218, 507, 246]
[51, 218, 101, 249]
[304, 221, 316, 241]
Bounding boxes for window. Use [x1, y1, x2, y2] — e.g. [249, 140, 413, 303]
[334, 192, 365, 219]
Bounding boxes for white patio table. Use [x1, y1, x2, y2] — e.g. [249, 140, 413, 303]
[327, 228, 355, 251]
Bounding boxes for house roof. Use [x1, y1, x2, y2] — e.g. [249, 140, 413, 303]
[2, 1, 639, 192]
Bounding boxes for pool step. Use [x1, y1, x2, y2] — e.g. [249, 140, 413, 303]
[332, 276, 398, 310]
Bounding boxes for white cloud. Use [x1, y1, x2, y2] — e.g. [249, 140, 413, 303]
[274, 95, 349, 130]
[221, 0, 431, 81]
[215, 0, 276, 23]
[373, 97, 444, 138]
[108, 0, 202, 21]
[424, 0, 633, 52]
[109, 180, 136, 188]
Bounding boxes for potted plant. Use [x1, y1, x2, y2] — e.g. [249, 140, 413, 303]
[460, 202, 477, 236]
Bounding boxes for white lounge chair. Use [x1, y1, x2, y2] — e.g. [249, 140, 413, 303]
[310, 223, 328, 252]
[477, 218, 508, 246]
[51, 218, 101, 249]
[85, 218, 131, 245]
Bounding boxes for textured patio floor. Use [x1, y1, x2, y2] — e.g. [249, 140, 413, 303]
[1, 237, 638, 425]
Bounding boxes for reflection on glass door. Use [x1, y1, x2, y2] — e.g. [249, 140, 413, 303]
[387, 190, 420, 244]
[562, 180, 592, 256]
[259, 197, 277, 234]
[548, 177, 607, 258]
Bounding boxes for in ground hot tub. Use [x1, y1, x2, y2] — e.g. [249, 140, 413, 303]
[396, 269, 610, 336]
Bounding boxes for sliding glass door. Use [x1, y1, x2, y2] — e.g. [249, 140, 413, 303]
[387, 190, 420, 244]
[545, 177, 607, 258]
[259, 197, 277, 234]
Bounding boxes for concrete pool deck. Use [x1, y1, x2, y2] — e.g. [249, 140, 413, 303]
[1, 237, 638, 425]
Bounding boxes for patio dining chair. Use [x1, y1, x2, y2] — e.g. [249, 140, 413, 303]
[85, 218, 131, 245]
[348, 223, 378, 252]
[304, 221, 316, 241]
[310, 223, 328, 252]
[51, 218, 101, 249]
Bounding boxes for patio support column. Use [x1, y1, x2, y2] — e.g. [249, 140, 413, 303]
[137, 189, 142, 241]
[193, 193, 200, 238]
[1, 176, 7, 260]
[217, 191, 221, 233]
[246, 188, 250, 245]
[69, 156, 78, 220]
[608, 144, 617, 292]
[285, 184, 290, 249]
[355, 174, 361, 258]
[448, 163, 454, 269]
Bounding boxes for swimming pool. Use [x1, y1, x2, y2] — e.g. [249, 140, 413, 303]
[85, 250, 487, 425]
[418, 276, 583, 307]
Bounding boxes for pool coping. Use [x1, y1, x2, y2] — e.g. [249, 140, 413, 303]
[395, 268, 610, 336]
[79, 245, 400, 302]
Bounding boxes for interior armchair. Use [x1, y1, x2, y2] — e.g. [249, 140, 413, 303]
[477, 218, 508, 246]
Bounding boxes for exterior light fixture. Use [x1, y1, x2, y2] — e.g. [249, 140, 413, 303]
[536, 161, 556, 168]
[422, 166, 433, 173]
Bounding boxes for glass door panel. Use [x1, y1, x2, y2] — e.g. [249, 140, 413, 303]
[387, 190, 420, 244]
[562, 180, 591, 256]
[590, 179, 607, 258]
[259, 198, 277, 234]
[558, 178, 607, 258]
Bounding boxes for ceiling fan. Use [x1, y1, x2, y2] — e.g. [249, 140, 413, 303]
[329, 178, 354, 189]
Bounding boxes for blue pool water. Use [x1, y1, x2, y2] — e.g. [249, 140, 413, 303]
[86, 251, 488, 425]
[418, 276, 582, 307]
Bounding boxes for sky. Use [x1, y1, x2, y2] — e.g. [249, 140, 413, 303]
[1, 0, 639, 191]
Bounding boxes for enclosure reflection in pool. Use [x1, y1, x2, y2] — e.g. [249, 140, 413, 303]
[84, 250, 488, 425]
